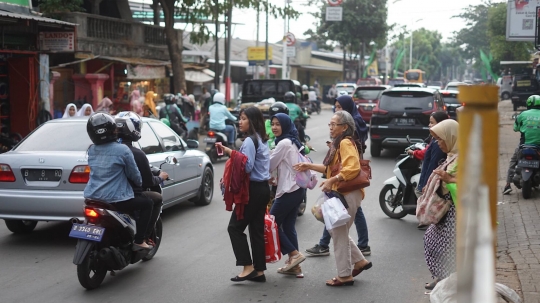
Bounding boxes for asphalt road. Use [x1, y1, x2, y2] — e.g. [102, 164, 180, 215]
[0, 110, 431, 303]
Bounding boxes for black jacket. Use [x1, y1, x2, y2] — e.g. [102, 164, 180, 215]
[127, 144, 162, 193]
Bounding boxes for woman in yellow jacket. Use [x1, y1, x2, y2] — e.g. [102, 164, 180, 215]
[294, 110, 372, 286]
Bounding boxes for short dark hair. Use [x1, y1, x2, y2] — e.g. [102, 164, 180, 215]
[431, 111, 449, 123]
[239, 106, 268, 142]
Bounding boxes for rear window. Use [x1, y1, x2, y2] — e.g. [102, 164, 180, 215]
[355, 89, 384, 100]
[244, 81, 293, 96]
[336, 85, 355, 93]
[379, 92, 434, 111]
[16, 122, 93, 151]
[442, 93, 459, 104]
[406, 72, 420, 81]
[388, 79, 405, 86]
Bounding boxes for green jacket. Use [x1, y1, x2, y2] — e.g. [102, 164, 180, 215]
[265, 119, 275, 149]
[514, 109, 540, 145]
[285, 103, 307, 122]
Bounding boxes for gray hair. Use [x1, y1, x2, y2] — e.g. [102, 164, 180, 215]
[333, 111, 355, 137]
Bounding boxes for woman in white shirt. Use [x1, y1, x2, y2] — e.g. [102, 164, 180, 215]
[269, 113, 306, 276]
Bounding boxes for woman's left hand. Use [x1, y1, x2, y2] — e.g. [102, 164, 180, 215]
[433, 169, 456, 183]
[319, 177, 337, 192]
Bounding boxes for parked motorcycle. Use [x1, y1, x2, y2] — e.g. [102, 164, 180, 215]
[204, 119, 237, 163]
[379, 137, 426, 219]
[513, 145, 540, 199]
[70, 156, 178, 290]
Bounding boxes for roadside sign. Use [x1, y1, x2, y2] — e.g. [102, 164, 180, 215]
[326, 6, 343, 21]
[286, 32, 296, 47]
[247, 46, 272, 61]
[327, 0, 342, 7]
[286, 46, 296, 58]
[536, 6, 540, 50]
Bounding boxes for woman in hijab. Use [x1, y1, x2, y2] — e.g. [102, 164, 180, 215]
[131, 89, 143, 116]
[95, 97, 113, 114]
[334, 95, 368, 145]
[62, 103, 78, 118]
[423, 119, 459, 291]
[144, 91, 158, 117]
[77, 104, 94, 116]
[269, 113, 306, 277]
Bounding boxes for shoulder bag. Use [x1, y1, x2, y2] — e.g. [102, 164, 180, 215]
[329, 139, 372, 193]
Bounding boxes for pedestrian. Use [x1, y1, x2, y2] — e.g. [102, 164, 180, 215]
[144, 91, 158, 118]
[62, 103, 78, 118]
[95, 96, 113, 114]
[423, 119, 459, 291]
[269, 113, 307, 276]
[199, 87, 212, 134]
[218, 106, 270, 283]
[130, 89, 143, 116]
[294, 111, 372, 286]
[327, 84, 337, 101]
[77, 104, 94, 116]
[306, 95, 371, 257]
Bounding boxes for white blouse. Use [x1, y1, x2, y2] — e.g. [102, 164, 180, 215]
[270, 138, 300, 199]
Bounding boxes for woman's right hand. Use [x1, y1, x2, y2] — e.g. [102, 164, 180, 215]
[293, 162, 311, 172]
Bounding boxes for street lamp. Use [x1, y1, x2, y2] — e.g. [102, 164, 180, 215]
[409, 18, 423, 70]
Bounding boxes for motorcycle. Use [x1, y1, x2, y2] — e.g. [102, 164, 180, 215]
[513, 144, 540, 199]
[309, 99, 321, 115]
[204, 119, 237, 163]
[379, 137, 426, 219]
[70, 156, 178, 290]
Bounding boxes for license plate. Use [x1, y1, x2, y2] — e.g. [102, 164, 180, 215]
[396, 118, 415, 126]
[204, 137, 217, 143]
[69, 223, 105, 242]
[360, 105, 374, 111]
[518, 160, 540, 168]
[22, 169, 62, 182]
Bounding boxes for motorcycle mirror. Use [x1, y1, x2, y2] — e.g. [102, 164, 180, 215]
[304, 135, 311, 143]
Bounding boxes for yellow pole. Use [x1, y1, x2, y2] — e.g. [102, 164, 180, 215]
[456, 85, 499, 264]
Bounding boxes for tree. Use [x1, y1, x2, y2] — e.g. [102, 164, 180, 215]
[38, 0, 84, 14]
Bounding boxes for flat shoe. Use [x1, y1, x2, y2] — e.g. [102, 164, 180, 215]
[425, 279, 439, 290]
[326, 277, 354, 286]
[352, 261, 372, 277]
[248, 274, 266, 282]
[230, 270, 258, 282]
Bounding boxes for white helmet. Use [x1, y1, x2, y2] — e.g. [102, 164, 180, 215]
[213, 92, 225, 104]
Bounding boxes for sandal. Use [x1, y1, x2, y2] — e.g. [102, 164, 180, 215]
[277, 265, 304, 277]
[352, 261, 372, 277]
[326, 277, 354, 287]
[425, 279, 440, 290]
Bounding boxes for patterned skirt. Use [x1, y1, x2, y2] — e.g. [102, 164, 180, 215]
[424, 201, 456, 280]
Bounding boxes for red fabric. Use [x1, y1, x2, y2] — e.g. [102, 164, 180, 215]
[412, 144, 429, 160]
[223, 150, 250, 219]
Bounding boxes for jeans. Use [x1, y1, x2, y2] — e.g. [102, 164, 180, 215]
[218, 125, 236, 145]
[319, 206, 369, 248]
[141, 191, 163, 238]
[506, 148, 519, 183]
[111, 195, 153, 244]
[270, 188, 304, 255]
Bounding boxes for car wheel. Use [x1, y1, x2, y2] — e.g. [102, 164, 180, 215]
[370, 142, 381, 157]
[501, 92, 510, 100]
[193, 166, 213, 206]
[5, 220, 37, 234]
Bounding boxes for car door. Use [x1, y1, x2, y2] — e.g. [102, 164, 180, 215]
[136, 122, 176, 204]
[148, 121, 200, 201]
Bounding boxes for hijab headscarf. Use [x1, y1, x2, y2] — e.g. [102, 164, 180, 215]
[131, 89, 143, 116]
[336, 95, 368, 143]
[273, 113, 302, 149]
[77, 104, 94, 116]
[95, 97, 113, 113]
[430, 119, 459, 156]
[145, 91, 158, 117]
[62, 103, 78, 118]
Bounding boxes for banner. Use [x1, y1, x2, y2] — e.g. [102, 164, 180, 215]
[506, 0, 540, 41]
[127, 64, 166, 80]
[247, 47, 272, 61]
[39, 32, 75, 52]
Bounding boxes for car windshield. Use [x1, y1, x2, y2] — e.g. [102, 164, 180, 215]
[388, 80, 405, 86]
[15, 122, 93, 151]
[446, 86, 458, 91]
[443, 96, 460, 104]
[355, 89, 383, 100]
[336, 86, 355, 93]
[379, 92, 434, 111]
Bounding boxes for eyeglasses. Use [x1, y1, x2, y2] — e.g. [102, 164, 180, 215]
[328, 123, 345, 128]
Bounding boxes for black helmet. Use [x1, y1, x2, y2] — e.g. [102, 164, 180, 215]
[87, 113, 117, 145]
[163, 93, 175, 105]
[283, 91, 296, 103]
[210, 89, 219, 97]
[115, 111, 143, 142]
[269, 101, 289, 116]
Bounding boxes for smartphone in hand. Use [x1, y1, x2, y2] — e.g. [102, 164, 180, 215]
[215, 142, 224, 156]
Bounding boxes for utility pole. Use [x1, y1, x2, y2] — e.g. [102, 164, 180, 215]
[214, 0, 220, 89]
[281, 0, 287, 79]
[224, 0, 233, 104]
[254, 5, 259, 79]
[409, 30, 413, 70]
[264, 0, 269, 79]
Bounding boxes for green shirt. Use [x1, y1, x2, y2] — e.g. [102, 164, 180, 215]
[285, 103, 306, 122]
[514, 109, 540, 145]
[265, 119, 275, 149]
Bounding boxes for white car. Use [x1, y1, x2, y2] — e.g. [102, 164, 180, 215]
[444, 82, 469, 91]
[335, 83, 357, 95]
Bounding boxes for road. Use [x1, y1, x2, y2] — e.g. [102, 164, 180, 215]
[0, 110, 430, 303]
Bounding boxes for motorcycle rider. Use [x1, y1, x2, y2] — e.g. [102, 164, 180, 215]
[267, 101, 311, 154]
[209, 92, 237, 147]
[159, 93, 188, 138]
[308, 86, 320, 112]
[283, 92, 308, 143]
[301, 84, 309, 102]
[115, 111, 169, 243]
[504, 95, 540, 194]
[83, 113, 154, 250]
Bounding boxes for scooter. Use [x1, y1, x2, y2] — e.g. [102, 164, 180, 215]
[513, 144, 540, 199]
[379, 137, 426, 219]
[70, 156, 177, 290]
[204, 119, 237, 163]
[309, 99, 321, 115]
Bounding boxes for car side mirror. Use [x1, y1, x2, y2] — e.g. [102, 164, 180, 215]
[165, 156, 178, 165]
[186, 139, 199, 149]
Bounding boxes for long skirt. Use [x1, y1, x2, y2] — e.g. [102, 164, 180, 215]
[424, 203, 456, 280]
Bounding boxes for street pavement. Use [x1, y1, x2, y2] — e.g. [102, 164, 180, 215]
[497, 101, 540, 303]
[0, 108, 433, 303]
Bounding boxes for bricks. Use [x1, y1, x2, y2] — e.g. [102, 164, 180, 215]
[496, 101, 540, 303]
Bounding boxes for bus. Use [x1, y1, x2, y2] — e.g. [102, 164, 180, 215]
[404, 69, 425, 84]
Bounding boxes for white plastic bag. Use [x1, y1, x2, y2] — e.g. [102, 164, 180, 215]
[311, 192, 327, 223]
[322, 197, 350, 230]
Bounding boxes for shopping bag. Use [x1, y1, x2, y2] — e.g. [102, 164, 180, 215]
[322, 197, 351, 231]
[311, 192, 328, 223]
[264, 211, 281, 263]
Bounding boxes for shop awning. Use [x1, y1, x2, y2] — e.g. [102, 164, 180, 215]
[185, 70, 213, 83]
[100, 56, 170, 66]
[0, 11, 76, 26]
[296, 65, 342, 72]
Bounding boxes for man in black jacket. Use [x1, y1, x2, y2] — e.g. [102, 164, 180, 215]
[115, 111, 169, 243]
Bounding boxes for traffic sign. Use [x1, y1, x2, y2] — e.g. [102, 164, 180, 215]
[286, 32, 296, 47]
[326, 6, 343, 21]
[327, 0, 342, 7]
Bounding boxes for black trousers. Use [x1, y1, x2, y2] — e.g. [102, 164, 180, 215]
[141, 191, 163, 238]
[112, 195, 153, 244]
[294, 120, 306, 143]
[227, 180, 270, 271]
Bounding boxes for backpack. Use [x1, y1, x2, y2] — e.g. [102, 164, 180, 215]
[293, 143, 318, 189]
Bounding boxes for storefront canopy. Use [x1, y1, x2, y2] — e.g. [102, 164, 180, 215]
[185, 70, 213, 83]
[0, 10, 76, 27]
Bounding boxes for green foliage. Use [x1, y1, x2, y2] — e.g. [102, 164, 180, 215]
[452, 1, 492, 64]
[38, 0, 84, 14]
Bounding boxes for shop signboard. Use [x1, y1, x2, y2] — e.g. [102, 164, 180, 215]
[0, 0, 31, 7]
[506, 0, 540, 41]
[247, 46, 272, 64]
[39, 32, 75, 52]
[127, 64, 166, 80]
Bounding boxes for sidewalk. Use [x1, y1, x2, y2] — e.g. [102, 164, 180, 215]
[497, 100, 540, 303]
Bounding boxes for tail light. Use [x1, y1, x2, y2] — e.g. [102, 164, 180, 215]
[207, 131, 215, 137]
[85, 207, 99, 218]
[372, 107, 388, 115]
[0, 164, 16, 182]
[371, 134, 381, 139]
[525, 156, 534, 160]
[69, 165, 90, 183]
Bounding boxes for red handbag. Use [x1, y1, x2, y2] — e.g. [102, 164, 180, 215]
[264, 211, 281, 263]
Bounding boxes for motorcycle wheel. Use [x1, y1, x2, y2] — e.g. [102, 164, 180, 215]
[77, 251, 107, 290]
[142, 218, 163, 261]
[379, 184, 407, 219]
[207, 147, 218, 164]
[297, 192, 307, 216]
[522, 179, 532, 199]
